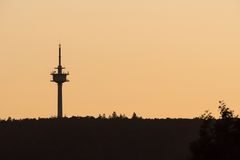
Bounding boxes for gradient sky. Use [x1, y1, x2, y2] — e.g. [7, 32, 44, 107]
[1, 0, 240, 119]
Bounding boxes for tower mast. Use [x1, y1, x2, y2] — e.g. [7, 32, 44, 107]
[59, 44, 61, 67]
[51, 44, 69, 118]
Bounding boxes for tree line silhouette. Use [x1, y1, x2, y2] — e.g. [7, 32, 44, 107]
[3, 112, 141, 122]
[0, 113, 200, 160]
[0, 102, 239, 160]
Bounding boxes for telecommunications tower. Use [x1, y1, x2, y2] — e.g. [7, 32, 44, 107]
[51, 44, 69, 118]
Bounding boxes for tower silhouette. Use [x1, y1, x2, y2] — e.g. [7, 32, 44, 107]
[51, 44, 69, 118]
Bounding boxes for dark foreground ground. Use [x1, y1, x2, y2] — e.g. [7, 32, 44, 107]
[0, 118, 202, 160]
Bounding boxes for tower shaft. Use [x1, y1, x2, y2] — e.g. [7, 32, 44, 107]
[58, 83, 63, 118]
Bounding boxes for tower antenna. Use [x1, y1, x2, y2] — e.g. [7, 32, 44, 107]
[59, 43, 61, 66]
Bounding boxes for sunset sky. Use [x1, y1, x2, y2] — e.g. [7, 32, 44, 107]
[1, 0, 240, 119]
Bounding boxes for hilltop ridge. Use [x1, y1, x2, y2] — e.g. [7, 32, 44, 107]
[0, 117, 201, 160]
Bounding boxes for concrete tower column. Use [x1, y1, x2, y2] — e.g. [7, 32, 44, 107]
[58, 83, 63, 118]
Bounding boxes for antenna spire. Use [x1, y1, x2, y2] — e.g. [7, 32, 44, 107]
[59, 43, 62, 66]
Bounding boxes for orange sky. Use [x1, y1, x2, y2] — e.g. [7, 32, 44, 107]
[1, 0, 240, 119]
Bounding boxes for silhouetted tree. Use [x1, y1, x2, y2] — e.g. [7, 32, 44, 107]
[190, 101, 240, 160]
[119, 114, 128, 119]
[102, 113, 106, 119]
[98, 114, 107, 119]
[98, 114, 103, 119]
[131, 112, 142, 120]
[7, 117, 12, 121]
[218, 100, 235, 119]
[109, 111, 118, 119]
